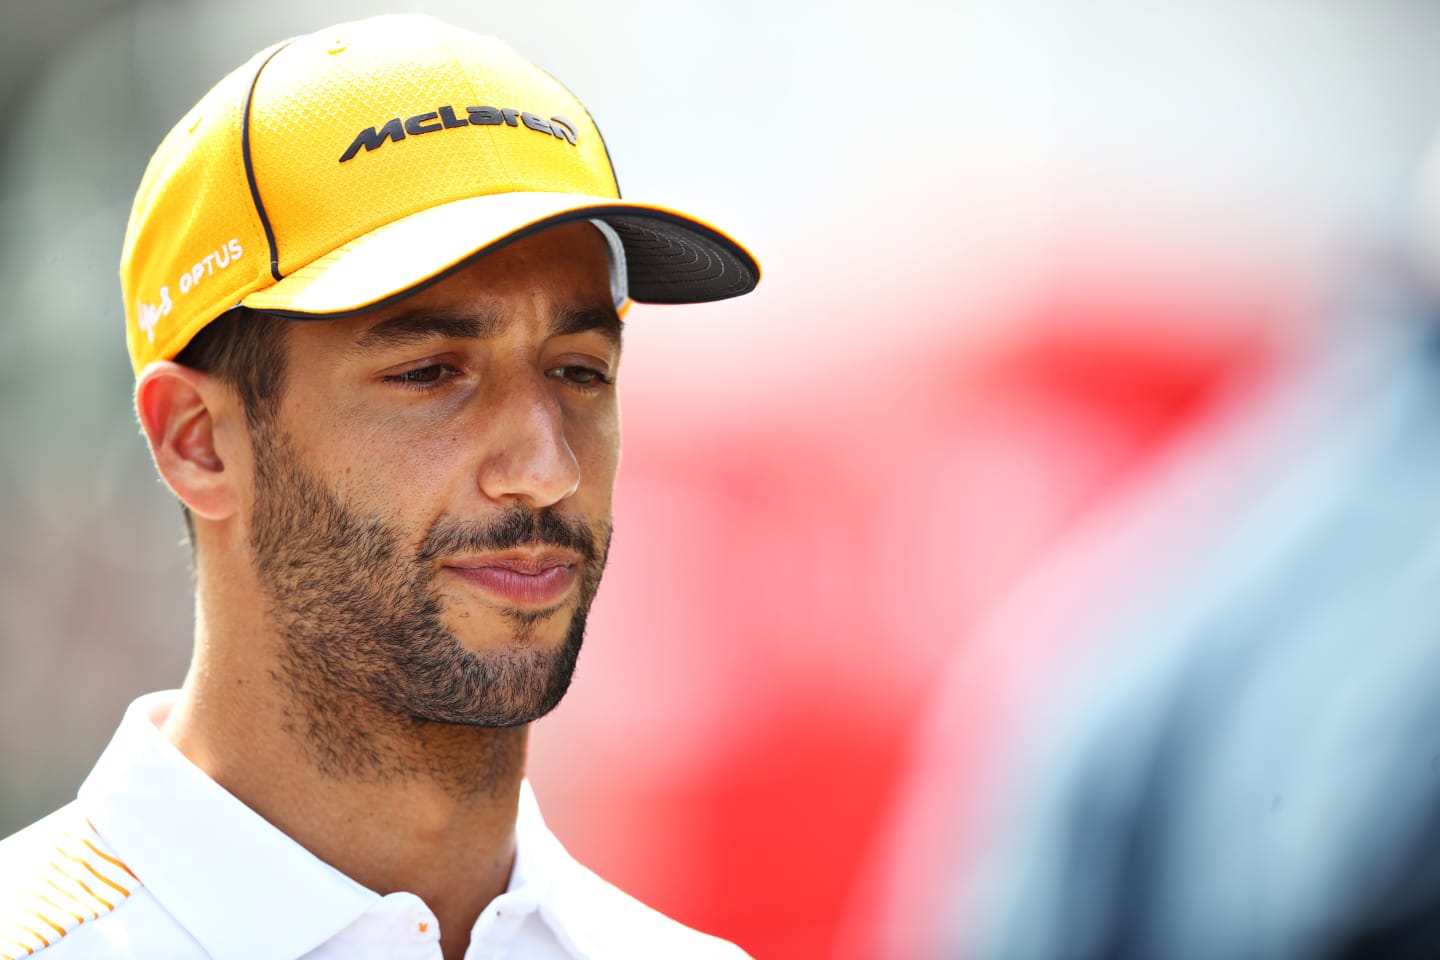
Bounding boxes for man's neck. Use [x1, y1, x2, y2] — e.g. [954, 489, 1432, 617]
[162, 651, 526, 960]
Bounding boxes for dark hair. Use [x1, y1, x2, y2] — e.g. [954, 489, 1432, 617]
[176, 306, 290, 426]
[172, 306, 290, 542]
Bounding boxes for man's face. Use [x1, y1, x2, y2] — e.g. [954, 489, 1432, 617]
[243, 222, 621, 741]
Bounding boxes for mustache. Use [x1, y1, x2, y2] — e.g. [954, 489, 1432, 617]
[417, 507, 600, 565]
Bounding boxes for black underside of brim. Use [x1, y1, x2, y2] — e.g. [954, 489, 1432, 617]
[603, 211, 759, 304]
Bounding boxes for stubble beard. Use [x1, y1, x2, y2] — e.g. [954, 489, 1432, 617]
[247, 421, 610, 792]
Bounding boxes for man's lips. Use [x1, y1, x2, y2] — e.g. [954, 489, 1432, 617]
[442, 551, 580, 607]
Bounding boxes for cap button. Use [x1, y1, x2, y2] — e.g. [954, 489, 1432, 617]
[327, 38, 349, 54]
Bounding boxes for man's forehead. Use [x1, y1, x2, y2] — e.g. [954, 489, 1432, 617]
[347, 304, 623, 352]
[319, 222, 622, 350]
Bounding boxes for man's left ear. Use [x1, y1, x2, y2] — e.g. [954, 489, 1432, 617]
[134, 361, 240, 522]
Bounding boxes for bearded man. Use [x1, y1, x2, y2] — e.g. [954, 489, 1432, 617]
[0, 14, 758, 960]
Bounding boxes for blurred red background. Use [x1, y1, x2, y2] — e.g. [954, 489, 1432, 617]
[531, 252, 1294, 956]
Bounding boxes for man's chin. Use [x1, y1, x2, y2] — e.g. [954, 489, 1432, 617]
[430, 631, 583, 728]
[443, 602, 578, 653]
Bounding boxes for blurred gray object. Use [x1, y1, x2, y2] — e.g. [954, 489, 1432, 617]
[962, 277, 1440, 959]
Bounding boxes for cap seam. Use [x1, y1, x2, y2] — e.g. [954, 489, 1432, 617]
[242, 41, 293, 282]
[437, 31, 521, 190]
[533, 63, 620, 198]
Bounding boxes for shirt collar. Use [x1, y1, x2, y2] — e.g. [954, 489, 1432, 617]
[78, 691, 628, 959]
[515, 779, 631, 959]
[78, 691, 380, 960]
[509, 779, 551, 901]
[516, 789, 731, 960]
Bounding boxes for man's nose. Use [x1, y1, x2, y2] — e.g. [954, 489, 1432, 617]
[475, 370, 581, 509]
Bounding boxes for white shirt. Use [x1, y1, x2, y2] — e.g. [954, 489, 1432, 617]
[0, 692, 749, 959]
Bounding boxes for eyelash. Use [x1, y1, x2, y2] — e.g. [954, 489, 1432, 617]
[381, 364, 614, 393]
[548, 365, 615, 389]
[383, 364, 461, 392]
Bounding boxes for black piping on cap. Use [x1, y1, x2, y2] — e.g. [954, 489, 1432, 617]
[241, 41, 293, 283]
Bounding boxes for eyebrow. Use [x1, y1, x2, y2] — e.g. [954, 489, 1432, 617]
[353, 312, 498, 350]
[352, 306, 623, 351]
[552, 306, 624, 348]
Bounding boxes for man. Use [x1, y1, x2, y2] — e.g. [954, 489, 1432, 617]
[0, 14, 758, 960]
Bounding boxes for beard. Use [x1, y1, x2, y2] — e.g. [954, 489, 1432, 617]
[246, 420, 609, 783]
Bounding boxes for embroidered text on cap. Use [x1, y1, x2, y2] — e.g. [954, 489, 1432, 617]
[340, 107, 579, 163]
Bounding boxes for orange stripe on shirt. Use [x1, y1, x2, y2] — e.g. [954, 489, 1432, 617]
[44, 877, 98, 920]
[49, 858, 114, 912]
[17, 910, 63, 940]
[0, 931, 36, 955]
[33, 893, 84, 926]
[5, 924, 46, 949]
[75, 836, 139, 883]
[55, 847, 130, 899]
[0, 933, 34, 958]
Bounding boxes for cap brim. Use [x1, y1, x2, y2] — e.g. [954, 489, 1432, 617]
[241, 190, 760, 318]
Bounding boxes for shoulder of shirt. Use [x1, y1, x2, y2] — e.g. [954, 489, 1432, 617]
[0, 803, 144, 958]
[553, 858, 753, 960]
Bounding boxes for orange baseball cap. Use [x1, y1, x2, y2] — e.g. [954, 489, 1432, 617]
[119, 13, 760, 375]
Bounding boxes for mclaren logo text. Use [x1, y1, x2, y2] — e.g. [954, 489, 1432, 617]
[340, 106, 578, 163]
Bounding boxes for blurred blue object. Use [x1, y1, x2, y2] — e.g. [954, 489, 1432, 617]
[959, 275, 1440, 959]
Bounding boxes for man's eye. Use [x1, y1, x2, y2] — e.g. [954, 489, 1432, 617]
[547, 365, 613, 387]
[384, 364, 457, 389]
